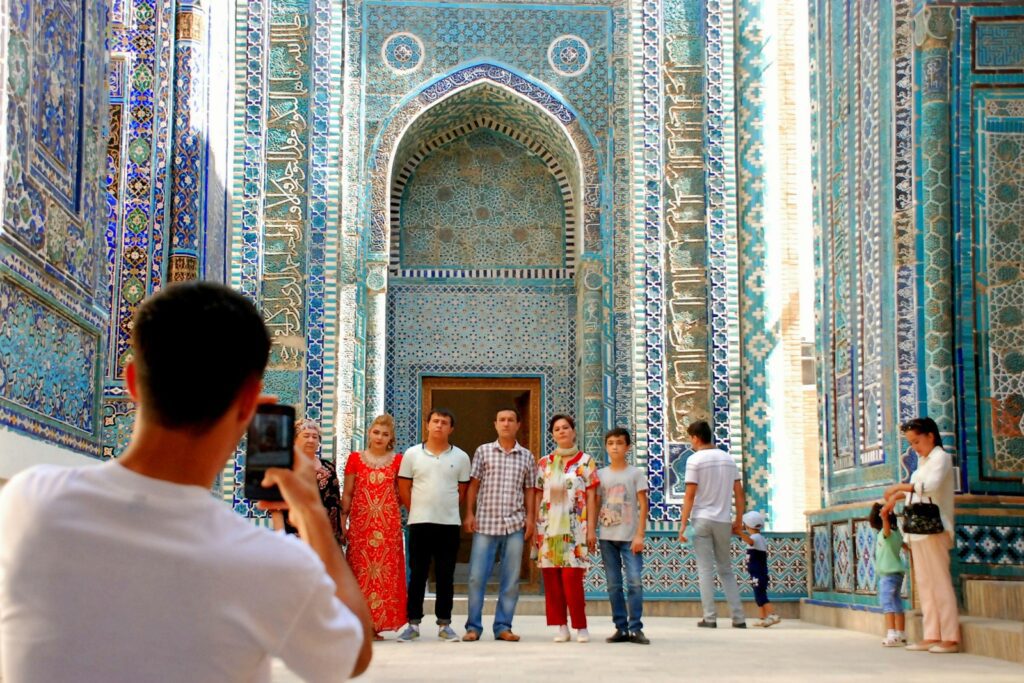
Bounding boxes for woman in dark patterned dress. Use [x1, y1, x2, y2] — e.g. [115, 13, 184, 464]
[341, 414, 407, 640]
[271, 419, 345, 549]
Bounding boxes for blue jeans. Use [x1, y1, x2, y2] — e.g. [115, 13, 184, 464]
[465, 530, 524, 636]
[599, 539, 644, 632]
[879, 573, 905, 614]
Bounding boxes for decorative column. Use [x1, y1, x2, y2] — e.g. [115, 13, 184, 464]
[913, 7, 956, 450]
[358, 260, 389, 446]
[734, 0, 774, 515]
[578, 257, 606, 459]
[167, 0, 207, 282]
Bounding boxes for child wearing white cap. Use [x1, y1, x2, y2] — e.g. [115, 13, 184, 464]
[737, 511, 780, 627]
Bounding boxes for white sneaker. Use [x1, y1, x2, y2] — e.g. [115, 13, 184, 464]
[882, 635, 906, 647]
[763, 614, 781, 627]
[576, 628, 590, 643]
[553, 625, 570, 642]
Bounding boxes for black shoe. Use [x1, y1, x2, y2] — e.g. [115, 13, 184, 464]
[697, 620, 717, 628]
[732, 621, 747, 629]
[630, 630, 650, 645]
[606, 629, 631, 643]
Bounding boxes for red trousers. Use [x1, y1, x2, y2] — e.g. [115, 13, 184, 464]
[542, 567, 587, 628]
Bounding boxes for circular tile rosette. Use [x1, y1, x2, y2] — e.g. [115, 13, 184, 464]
[382, 32, 424, 74]
[548, 35, 591, 77]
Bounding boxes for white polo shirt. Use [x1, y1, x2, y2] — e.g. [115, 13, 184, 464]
[399, 443, 471, 526]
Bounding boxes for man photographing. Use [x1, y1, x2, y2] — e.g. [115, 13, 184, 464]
[0, 281, 372, 681]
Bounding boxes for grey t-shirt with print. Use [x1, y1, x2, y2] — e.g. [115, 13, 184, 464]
[596, 465, 648, 542]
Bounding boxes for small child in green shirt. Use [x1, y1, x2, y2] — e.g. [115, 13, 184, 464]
[870, 501, 907, 646]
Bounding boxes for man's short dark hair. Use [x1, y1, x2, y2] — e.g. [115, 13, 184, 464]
[687, 420, 713, 445]
[604, 427, 632, 446]
[131, 281, 270, 433]
[428, 408, 456, 428]
[496, 407, 522, 422]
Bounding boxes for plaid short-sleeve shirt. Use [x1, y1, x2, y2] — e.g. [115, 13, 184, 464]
[470, 440, 536, 536]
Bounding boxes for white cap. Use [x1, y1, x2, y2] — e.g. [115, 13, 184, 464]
[742, 511, 764, 529]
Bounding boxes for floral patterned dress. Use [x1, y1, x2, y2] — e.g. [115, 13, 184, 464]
[534, 451, 598, 568]
[344, 451, 406, 633]
[283, 458, 344, 549]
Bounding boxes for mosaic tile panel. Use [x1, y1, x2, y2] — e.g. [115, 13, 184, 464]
[854, 519, 877, 594]
[584, 533, 807, 600]
[0, 277, 98, 434]
[635, 0, 668, 520]
[101, 397, 135, 460]
[704, 0, 740, 455]
[399, 128, 565, 271]
[734, 0, 772, 512]
[384, 282, 576, 456]
[167, 1, 208, 283]
[812, 524, 831, 590]
[974, 19, 1024, 72]
[361, 1, 613, 154]
[662, 0, 710, 448]
[975, 92, 1024, 481]
[893, 0, 919, 433]
[811, 0, 913, 498]
[915, 7, 957, 446]
[957, 524, 1024, 566]
[855, 0, 884, 466]
[832, 521, 853, 592]
[0, 0, 108, 454]
[105, 0, 175, 381]
[2, 0, 107, 291]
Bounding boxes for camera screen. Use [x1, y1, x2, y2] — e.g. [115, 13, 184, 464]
[247, 412, 292, 468]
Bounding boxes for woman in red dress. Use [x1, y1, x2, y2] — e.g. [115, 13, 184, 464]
[341, 414, 406, 639]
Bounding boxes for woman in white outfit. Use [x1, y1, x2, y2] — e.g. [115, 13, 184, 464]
[883, 417, 960, 654]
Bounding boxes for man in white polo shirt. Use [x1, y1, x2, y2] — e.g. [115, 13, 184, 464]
[396, 408, 471, 642]
[677, 419, 747, 628]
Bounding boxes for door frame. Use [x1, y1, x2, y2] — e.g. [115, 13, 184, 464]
[420, 376, 543, 457]
[420, 376, 544, 592]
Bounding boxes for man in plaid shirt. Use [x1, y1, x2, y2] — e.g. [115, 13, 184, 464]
[461, 408, 536, 642]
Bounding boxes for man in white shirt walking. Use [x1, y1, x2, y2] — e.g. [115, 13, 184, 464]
[0, 282, 373, 682]
[677, 420, 747, 628]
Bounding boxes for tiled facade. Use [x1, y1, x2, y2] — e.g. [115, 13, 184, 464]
[808, 0, 1024, 612]
[0, 0, 108, 454]
[8, 0, 1024, 608]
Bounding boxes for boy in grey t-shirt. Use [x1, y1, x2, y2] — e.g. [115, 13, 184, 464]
[595, 428, 649, 644]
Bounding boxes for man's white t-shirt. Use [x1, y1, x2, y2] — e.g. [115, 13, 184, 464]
[398, 443, 471, 525]
[684, 447, 740, 523]
[0, 461, 363, 682]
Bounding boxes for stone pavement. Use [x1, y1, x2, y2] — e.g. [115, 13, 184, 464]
[272, 615, 1024, 682]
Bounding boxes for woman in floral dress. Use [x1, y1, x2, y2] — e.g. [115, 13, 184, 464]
[341, 414, 406, 639]
[533, 413, 598, 643]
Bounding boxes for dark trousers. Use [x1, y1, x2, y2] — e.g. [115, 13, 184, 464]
[748, 556, 770, 607]
[407, 523, 461, 625]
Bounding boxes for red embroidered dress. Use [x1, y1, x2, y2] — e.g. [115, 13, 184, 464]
[344, 452, 406, 633]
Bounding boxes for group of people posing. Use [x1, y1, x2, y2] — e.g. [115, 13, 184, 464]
[288, 405, 785, 644]
[0, 281, 964, 683]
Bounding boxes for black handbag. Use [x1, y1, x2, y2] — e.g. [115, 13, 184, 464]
[902, 490, 944, 535]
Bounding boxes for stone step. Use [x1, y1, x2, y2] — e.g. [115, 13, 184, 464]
[962, 616, 1024, 664]
[965, 579, 1024, 622]
[907, 612, 1024, 664]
